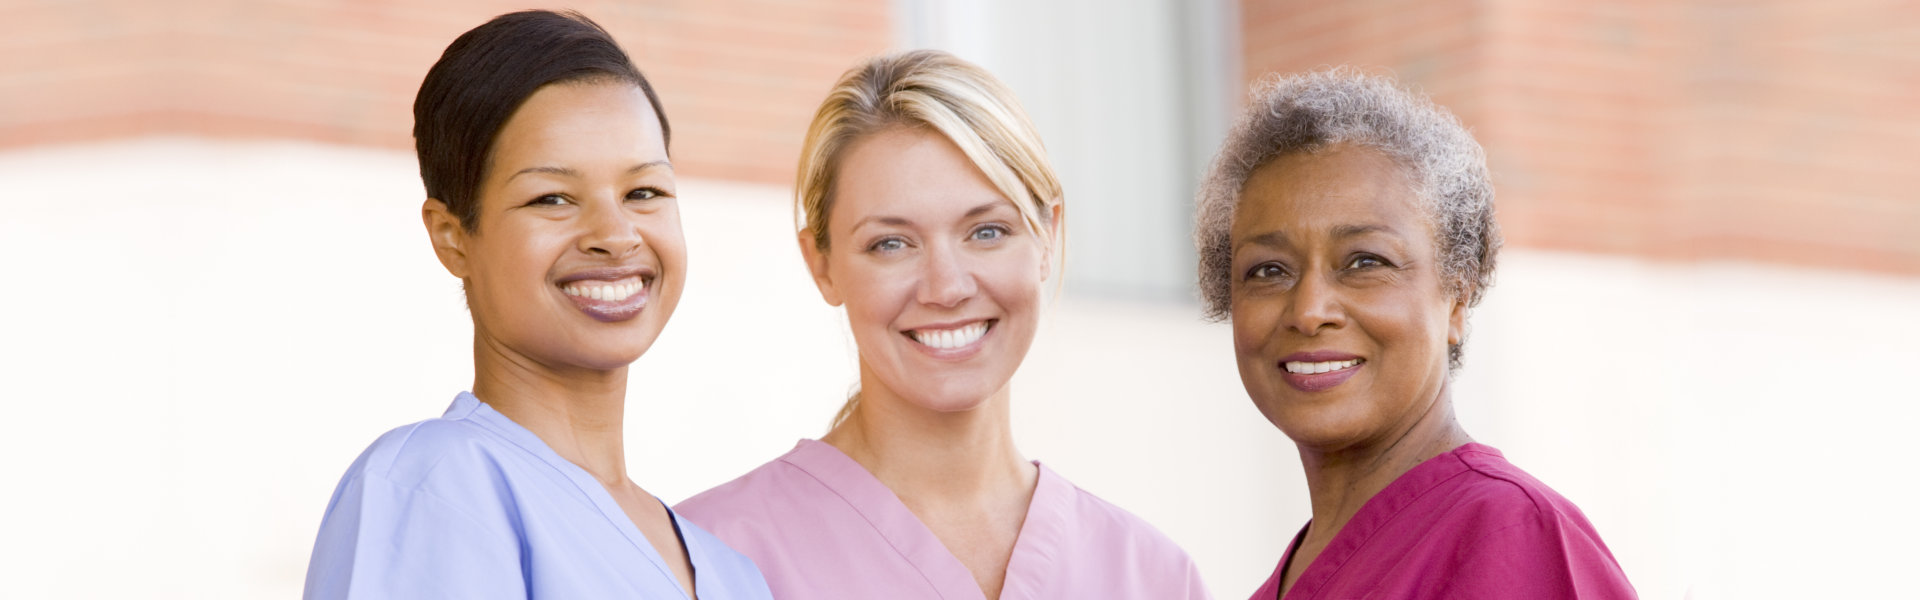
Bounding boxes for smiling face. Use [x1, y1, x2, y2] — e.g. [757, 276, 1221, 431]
[1228, 143, 1465, 452]
[803, 127, 1054, 413]
[425, 81, 684, 373]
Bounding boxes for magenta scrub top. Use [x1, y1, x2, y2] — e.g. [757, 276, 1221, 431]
[1249, 443, 1636, 600]
[677, 439, 1212, 600]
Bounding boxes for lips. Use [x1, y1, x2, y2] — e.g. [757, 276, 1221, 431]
[1278, 351, 1364, 392]
[557, 267, 654, 323]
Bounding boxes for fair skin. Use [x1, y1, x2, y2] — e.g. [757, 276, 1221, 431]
[421, 81, 697, 597]
[800, 126, 1063, 600]
[1226, 143, 1474, 598]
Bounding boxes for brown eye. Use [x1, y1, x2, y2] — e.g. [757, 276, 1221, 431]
[527, 194, 570, 206]
[1246, 263, 1287, 281]
[1345, 254, 1388, 269]
[626, 188, 661, 201]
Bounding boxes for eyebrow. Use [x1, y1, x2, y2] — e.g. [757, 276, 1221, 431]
[1235, 224, 1401, 251]
[850, 200, 1010, 231]
[1331, 223, 1398, 239]
[506, 160, 673, 182]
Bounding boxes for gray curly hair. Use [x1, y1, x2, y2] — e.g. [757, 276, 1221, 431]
[1194, 67, 1501, 370]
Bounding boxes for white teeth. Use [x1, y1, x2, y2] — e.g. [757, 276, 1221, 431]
[910, 321, 989, 350]
[562, 281, 642, 302]
[1284, 359, 1361, 374]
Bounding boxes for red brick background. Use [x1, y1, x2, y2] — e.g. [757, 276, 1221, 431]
[1242, 0, 1920, 275]
[0, 0, 893, 184]
[2, 1, 1912, 276]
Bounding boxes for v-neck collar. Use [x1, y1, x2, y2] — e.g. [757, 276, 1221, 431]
[1276, 443, 1490, 600]
[449, 392, 696, 600]
[782, 439, 1069, 600]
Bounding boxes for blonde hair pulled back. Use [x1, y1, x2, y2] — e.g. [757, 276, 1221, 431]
[795, 49, 1063, 429]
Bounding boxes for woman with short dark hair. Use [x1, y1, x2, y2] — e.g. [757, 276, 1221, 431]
[1195, 67, 1637, 599]
[302, 11, 771, 599]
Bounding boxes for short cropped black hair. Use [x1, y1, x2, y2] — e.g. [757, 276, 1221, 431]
[413, 10, 670, 231]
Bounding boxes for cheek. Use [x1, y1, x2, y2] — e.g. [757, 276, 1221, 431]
[983, 256, 1046, 313]
[1229, 297, 1280, 357]
[644, 210, 688, 265]
[472, 228, 555, 293]
[644, 228, 689, 292]
[834, 263, 913, 331]
[1354, 290, 1451, 362]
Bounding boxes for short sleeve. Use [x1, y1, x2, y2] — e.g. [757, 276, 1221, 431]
[303, 473, 528, 600]
[1180, 557, 1215, 600]
[1440, 511, 1638, 600]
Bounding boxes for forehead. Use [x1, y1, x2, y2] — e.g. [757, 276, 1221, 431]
[828, 127, 1014, 226]
[1231, 143, 1427, 242]
[489, 82, 667, 172]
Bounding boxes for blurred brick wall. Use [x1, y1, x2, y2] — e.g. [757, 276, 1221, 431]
[0, 0, 892, 184]
[1242, 0, 1920, 275]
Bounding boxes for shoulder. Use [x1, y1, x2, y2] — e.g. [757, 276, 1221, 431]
[318, 411, 539, 536]
[1027, 467, 1211, 597]
[1432, 446, 1637, 598]
[1444, 445, 1599, 533]
[306, 414, 534, 597]
[1042, 466, 1205, 568]
[674, 445, 869, 590]
[341, 414, 515, 490]
[677, 451, 828, 526]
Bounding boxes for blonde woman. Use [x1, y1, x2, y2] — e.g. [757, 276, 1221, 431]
[676, 50, 1210, 599]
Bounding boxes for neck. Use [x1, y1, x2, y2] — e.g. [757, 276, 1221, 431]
[469, 329, 633, 488]
[1296, 380, 1473, 542]
[823, 362, 1035, 504]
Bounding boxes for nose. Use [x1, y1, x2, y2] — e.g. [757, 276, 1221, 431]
[578, 202, 643, 258]
[916, 242, 977, 308]
[1280, 271, 1344, 336]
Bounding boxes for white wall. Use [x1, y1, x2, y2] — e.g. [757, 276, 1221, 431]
[1, 139, 1915, 598]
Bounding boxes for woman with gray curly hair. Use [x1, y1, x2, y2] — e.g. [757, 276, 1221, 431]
[1196, 68, 1635, 599]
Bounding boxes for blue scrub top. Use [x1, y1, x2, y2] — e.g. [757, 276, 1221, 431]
[304, 392, 772, 599]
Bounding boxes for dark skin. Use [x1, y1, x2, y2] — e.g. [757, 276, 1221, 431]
[423, 82, 697, 597]
[1226, 143, 1474, 598]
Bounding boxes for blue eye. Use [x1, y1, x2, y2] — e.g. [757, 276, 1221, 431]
[971, 225, 1010, 242]
[528, 194, 571, 206]
[868, 237, 907, 253]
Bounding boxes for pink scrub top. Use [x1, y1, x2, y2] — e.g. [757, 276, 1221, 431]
[1249, 443, 1636, 599]
[678, 439, 1212, 600]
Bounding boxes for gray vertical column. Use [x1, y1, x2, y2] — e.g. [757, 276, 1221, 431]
[894, 0, 1238, 302]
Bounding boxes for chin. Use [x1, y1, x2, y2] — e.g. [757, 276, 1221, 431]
[903, 392, 993, 414]
[566, 333, 660, 371]
[1266, 405, 1387, 453]
[898, 376, 1005, 414]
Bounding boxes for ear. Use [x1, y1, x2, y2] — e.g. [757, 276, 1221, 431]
[1040, 201, 1065, 280]
[1446, 289, 1469, 346]
[423, 198, 471, 279]
[798, 231, 844, 307]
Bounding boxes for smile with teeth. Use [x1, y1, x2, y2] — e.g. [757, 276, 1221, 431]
[907, 321, 990, 350]
[1284, 358, 1363, 374]
[561, 279, 644, 302]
